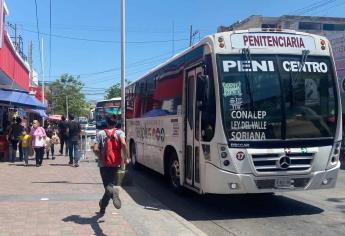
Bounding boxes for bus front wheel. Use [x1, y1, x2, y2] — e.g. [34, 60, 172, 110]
[168, 153, 183, 193]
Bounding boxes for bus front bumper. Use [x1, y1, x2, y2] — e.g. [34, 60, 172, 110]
[203, 162, 340, 194]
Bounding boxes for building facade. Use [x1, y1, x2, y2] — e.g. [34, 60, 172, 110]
[218, 15, 345, 36]
[0, 1, 30, 91]
[0, 0, 45, 140]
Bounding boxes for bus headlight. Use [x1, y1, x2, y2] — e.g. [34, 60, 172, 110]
[326, 141, 341, 170]
[217, 144, 237, 173]
[218, 144, 231, 166]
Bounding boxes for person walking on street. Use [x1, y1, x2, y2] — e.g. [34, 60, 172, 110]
[93, 115, 129, 215]
[18, 116, 27, 161]
[51, 132, 60, 160]
[44, 136, 52, 159]
[7, 117, 24, 162]
[67, 114, 81, 167]
[19, 128, 31, 166]
[44, 122, 54, 159]
[58, 116, 69, 156]
[30, 120, 46, 167]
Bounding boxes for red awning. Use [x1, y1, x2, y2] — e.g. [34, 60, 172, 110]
[47, 115, 62, 121]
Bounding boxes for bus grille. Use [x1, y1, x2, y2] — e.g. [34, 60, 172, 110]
[251, 153, 314, 173]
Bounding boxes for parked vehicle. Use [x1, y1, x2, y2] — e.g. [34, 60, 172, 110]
[77, 117, 88, 130]
[84, 125, 96, 137]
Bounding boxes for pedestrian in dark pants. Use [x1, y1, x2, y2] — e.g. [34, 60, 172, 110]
[93, 115, 129, 215]
[7, 117, 24, 162]
[30, 120, 46, 167]
[58, 115, 69, 156]
[67, 114, 81, 167]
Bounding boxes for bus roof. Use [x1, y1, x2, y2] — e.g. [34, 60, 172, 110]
[127, 29, 331, 87]
[96, 97, 121, 104]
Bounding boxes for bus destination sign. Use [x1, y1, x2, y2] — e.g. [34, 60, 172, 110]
[230, 33, 316, 50]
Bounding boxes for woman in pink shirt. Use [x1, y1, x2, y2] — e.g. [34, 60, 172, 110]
[30, 120, 46, 167]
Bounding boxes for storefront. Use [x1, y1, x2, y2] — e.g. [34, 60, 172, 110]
[0, 88, 46, 161]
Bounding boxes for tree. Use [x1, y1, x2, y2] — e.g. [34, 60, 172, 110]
[105, 80, 131, 99]
[105, 83, 121, 99]
[47, 74, 89, 117]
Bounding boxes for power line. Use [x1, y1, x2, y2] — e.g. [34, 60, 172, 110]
[290, 0, 328, 14]
[21, 27, 188, 44]
[46, 46, 187, 80]
[289, 0, 338, 15]
[318, 1, 345, 15]
[10, 21, 188, 33]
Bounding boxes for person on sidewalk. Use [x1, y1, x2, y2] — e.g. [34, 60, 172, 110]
[18, 116, 27, 162]
[93, 115, 129, 215]
[44, 136, 52, 159]
[67, 114, 81, 167]
[30, 120, 46, 167]
[19, 128, 31, 166]
[7, 117, 24, 162]
[51, 131, 60, 160]
[58, 116, 69, 156]
[44, 122, 54, 158]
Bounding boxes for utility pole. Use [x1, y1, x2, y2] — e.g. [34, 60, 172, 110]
[172, 21, 175, 56]
[28, 41, 33, 84]
[189, 25, 199, 47]
[41, 38, 45, 105]
[65, 95, 69, 119]
[120, 0, 125, 132]
[41, 37, 45, 126]
[189, 25, 192, 47]
[14, 23, 17, 49]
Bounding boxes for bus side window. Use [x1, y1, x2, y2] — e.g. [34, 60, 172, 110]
[201, 55, 216, 142]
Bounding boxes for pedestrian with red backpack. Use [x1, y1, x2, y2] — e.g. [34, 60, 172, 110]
[93, 115, 129, 215]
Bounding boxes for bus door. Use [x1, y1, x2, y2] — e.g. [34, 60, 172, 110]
[185, 66, 203, 189]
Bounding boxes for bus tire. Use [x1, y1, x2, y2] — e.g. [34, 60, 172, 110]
[168, 152, 183, 193]
[130, 141, 139, 169]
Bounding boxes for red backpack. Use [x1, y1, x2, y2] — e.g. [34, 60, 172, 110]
[101, 129, 122, 167]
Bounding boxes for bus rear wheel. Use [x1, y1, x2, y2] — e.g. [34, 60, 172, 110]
[168, 153, 183, 193]
[130, 142, 139, 169]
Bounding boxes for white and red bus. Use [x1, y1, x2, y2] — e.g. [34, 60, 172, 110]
[125, 29, 342, 194]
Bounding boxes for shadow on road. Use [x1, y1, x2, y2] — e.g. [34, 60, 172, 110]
[32, 180, 102, 185]
[125, 165, 324, 221]
[326, 197, 345, 215]
[49, 163, 71, 167]
[63, 213, 107, 236]
[12, 164, 37, 167]
[340, 162, 345, 170]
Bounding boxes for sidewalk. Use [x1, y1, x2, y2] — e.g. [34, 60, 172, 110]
[0, 153, 207, 236]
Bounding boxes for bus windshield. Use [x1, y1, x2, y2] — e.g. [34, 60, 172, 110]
[217, 54, 337, 146]
[95, 99, 121, 129]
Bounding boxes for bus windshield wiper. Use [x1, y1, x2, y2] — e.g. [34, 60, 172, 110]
[293, 49, 310, 83]
[241, 48, 254, 109]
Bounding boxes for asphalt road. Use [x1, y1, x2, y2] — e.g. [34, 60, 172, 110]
[130, 163, 345, 236]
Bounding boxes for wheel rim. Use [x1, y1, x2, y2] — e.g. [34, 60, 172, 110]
[170, 159, 180, 188]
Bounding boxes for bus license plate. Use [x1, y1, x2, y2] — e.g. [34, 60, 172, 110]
[275, 177, 292, 188]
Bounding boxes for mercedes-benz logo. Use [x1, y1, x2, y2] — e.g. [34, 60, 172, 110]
[278, 156, 291, 169]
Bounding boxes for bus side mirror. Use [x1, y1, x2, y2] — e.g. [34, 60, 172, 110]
[196, 75, 209, 110]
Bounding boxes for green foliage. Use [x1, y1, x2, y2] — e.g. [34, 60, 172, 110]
[47, 74, 89, 116]
[105, 80, 131, 99]
[105, 83, 121, 99]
